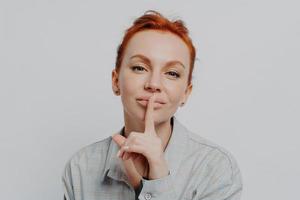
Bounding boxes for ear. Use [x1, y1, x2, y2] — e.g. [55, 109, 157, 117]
[112, 69, 120, 96]
[180, 83, 193, 106]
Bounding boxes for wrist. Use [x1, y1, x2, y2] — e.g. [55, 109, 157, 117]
[148, 158, 169, 180]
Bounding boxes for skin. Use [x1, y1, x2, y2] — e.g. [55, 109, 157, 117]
[111, 30, 193, 189]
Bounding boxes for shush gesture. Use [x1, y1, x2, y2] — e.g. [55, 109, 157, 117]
[112, 93, 169, 182]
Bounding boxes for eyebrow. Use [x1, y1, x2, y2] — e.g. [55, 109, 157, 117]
[129, 54, 185, 69]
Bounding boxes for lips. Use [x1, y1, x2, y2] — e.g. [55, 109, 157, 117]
[136, 95, 166, 108]
[136, 96, 166, 104]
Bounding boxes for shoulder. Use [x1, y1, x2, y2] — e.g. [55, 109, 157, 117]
[185, 129, 241, 179]
[64, 136, 112, 170]
[180, 126, 243, 198]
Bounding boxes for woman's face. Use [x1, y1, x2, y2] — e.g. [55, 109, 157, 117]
[112, 30, 193, 125]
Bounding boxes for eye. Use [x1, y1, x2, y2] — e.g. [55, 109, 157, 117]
[166, 71, 180, 78]
[130, 65, 146, 72]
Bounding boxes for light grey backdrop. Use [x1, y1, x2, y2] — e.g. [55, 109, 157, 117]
[1, 0, 299, 199]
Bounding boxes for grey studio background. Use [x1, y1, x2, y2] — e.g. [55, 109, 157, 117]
[1, 0, 299, 199]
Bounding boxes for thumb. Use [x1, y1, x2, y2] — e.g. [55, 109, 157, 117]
[112, 134, 126, 147]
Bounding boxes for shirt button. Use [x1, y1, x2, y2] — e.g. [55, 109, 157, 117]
[144, 193, 152, 200]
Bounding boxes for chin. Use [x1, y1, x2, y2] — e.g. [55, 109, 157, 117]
[127, 107, 146, 122]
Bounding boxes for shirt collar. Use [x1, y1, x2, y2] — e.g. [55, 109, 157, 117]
[101, 116, 189, 182]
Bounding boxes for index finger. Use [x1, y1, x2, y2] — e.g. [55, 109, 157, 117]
[144, 93, 156, 134]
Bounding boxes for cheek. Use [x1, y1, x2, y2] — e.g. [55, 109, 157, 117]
[164, 83, 186, 104]
[119, 70, 137, 93]
[120, 81, 134, 95]
[120, 85, 135, 110]
[119, 73, 146, 104]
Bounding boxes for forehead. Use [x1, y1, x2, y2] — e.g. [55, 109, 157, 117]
[123, 30, 190, 68]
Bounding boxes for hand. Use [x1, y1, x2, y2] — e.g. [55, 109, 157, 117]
[112, 93, 169, 181]
[112, 134, 148, 189]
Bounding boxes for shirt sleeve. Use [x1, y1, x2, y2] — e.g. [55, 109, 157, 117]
[137, 171, 178, 200]
[137, 149, 242, 200]
[62, 160, 75, 200]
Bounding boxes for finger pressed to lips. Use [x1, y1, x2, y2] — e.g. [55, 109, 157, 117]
[115, 94, 158, 160]
[136, 95, 166, 104]
[137, 99, 164, 109]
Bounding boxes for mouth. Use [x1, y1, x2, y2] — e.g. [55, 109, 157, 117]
[136, 99, 165, 109]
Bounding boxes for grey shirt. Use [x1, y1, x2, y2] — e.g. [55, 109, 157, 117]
[62, 116, 243, 200]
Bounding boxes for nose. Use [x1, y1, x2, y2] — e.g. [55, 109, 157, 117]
[144, 72, 162, 93]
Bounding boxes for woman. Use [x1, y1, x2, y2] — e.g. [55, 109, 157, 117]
[62, 10, 243, 200]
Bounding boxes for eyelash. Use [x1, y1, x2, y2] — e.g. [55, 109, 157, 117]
[131, 66, 145, 72]
[130, 66, 181, 78]
[166, 71, 180, 78]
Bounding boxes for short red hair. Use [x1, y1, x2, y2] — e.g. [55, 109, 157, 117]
[115, 10, 196, 85]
